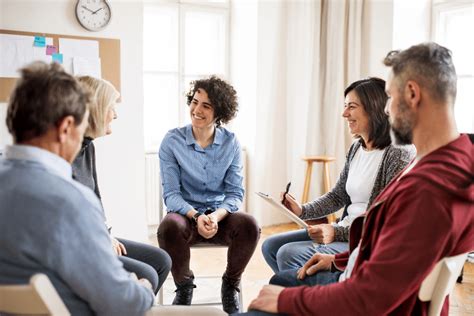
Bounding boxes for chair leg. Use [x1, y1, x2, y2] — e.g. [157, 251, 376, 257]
[302, 162, 313, 203]
[323, 162, 337, 223]
[157, 286, 164, 305]
[239, 282, 243, 312]
[456, 267, 464, 283]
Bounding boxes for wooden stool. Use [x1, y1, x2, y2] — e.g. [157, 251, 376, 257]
[301, 156, 336, 223]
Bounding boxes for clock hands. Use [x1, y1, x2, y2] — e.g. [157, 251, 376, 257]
[81, 5, 104, 15]
[92, 7, 103, 14]
[81, 5, 94, 13]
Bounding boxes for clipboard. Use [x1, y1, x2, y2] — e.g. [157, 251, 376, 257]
[255, 192, 308, 228]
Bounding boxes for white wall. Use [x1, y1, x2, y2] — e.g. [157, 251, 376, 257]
[0, 0, 148, 241]
[0, 0, 420, 229]
[361, 0, 394, 78]
[393, 0, 431, 49]
[0, 0, 11, 151]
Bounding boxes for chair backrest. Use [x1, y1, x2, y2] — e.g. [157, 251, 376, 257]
[418, 252, 468, 316]
[467, 133, 474, 144]
[0, 273, 70, 316]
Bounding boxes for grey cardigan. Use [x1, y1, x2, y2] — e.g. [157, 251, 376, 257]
[300, 140, 416, 241]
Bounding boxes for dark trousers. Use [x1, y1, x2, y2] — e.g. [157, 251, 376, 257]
[157, 212, 260, 285]
[117, 238, 172, 294]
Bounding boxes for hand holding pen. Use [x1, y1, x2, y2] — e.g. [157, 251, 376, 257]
[281, 182, 291, 203]
[281, 182, 303, 217]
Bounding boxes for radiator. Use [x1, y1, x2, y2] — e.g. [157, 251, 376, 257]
[145, 152, 163, 226]
[145, 148, 248, 226]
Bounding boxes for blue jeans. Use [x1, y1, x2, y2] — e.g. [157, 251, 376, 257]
[270, 268, 342, 287]
[117, 238, 172, 294]
[233, 270, 342, 316]
[261, 229, 348, 273]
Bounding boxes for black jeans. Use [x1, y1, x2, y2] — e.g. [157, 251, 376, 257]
[157, 212, 260, 285]
[117, 238, 171, 294]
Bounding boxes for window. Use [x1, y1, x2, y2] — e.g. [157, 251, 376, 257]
[143, 0, 229, 152]
[432, 0, 474, 133]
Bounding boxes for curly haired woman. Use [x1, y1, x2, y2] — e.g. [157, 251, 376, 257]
[157, 76, 260, 314]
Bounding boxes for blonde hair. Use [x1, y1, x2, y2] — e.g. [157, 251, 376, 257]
[77, 76, 120, 138]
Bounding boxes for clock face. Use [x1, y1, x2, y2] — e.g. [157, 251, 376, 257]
[75, 0, 112, 32]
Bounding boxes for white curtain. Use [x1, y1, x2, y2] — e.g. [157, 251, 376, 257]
[250, 0, 364, 226]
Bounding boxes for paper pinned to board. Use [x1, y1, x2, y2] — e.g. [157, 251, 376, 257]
[0, 34, 53, 78]
[52, 53, 63, 64]
[73, 56, 101, 78]
[58, 38, 101, 78]
[59, 38, 99, 59]
[46, 45, 58, 56]
[255, 192, 309, 228]
[33, 36, 46, 47]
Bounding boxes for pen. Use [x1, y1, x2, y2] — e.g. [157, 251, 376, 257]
[282, 181, 291, 203]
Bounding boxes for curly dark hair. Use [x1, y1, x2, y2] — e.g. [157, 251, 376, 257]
[344, 77, 391, 150]
[186, 75, 238, 127]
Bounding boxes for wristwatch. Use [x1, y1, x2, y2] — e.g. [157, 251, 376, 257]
[192, 212, 203, 223]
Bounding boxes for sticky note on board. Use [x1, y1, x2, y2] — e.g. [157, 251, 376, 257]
[46, 45, 58, 56]
[33, 36, 46, 47]
[52, 53, 63, 64]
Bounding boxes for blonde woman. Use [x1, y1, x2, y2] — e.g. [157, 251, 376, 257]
[72, 76, 171, 294]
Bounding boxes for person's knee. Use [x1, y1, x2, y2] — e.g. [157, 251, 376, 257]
[231, 212, 260, 241]
[261, 232, 286, 255]
[275, 244, 296, 266]
[141, 265, 160, 291]
[269, 271, 296, 287]
[157, 213, 188, 241]
[261, 238, 274, 258]
[148, 247, 172, 273]
[269, 273, 283, 285]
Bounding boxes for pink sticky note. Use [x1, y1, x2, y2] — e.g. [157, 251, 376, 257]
[46, 45, 58, 56]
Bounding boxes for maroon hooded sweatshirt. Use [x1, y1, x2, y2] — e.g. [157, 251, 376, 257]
[278, 135, 474, 316]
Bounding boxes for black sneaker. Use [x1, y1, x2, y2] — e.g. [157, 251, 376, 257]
[172, 278, 196, 305]
[221, 276, 240, 314]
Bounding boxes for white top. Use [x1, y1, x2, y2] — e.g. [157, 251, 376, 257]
[339, 154, 419, 283]
[338, 146, 385, 228]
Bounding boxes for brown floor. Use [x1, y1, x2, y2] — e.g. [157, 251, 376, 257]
[152, 223, 474, 314]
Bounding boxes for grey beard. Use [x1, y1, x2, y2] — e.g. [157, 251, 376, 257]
[390, 126, 413, 145]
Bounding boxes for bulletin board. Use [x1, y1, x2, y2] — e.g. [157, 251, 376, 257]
[0, 29, 121, 102]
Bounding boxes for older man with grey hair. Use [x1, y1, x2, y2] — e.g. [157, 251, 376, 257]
[0, 62, 156, 315]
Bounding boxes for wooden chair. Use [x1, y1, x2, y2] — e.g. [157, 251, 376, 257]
[0, 273, 70, 316]
[301, 155, 336, 223]
[418, 252, 468, 316]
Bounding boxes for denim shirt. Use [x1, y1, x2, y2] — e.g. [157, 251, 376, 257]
[159, 124, 244, 215]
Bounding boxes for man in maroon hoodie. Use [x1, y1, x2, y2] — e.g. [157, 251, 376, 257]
[241, 42, 474, 316]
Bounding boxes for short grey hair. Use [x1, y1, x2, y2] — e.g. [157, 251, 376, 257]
[383, 42, 457, 104]
[7, 62, 90, 143]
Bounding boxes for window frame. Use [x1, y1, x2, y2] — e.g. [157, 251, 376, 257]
[431, 0, 474, 132]
[143, 0, 230, 152]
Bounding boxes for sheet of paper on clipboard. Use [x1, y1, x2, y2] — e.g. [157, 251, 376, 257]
[255, 192, 308, 228]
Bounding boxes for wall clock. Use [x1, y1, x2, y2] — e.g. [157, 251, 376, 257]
[75, 0, 112, 32]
